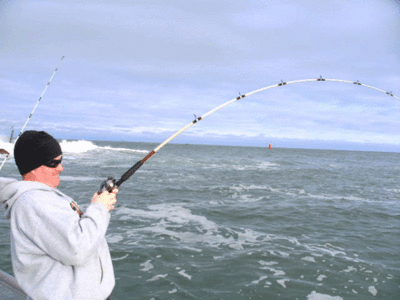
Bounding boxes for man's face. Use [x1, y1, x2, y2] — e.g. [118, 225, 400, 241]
[31, 154, 64, 188]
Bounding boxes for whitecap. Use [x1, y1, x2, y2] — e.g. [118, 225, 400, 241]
[60, 140, 98, 153]
[302, 256, 316, 263]
[59, 140, 149, 154]
[183, 246, 202, 253]
[251, 276, 268, 285]
[178, 270, 192, 280]
[112, 254, 129, 261]
[304, 243, 346, 257]
[368, 286, 378, 296]
[102, 146, 148, 153]
[140, 260, 154, 272]
[258, 261, 278, 266]
[277, 279, 289, 288]
[278, 251, 290, 258]
[342, 266, 357, 273]
[317, 275, 327, 281]
[259, 264, 285, 276]
[306, 291, 343, 300]
[146, 274, 168, 282]
[107, 235, 124, 244]
[229, 161, 280, 171]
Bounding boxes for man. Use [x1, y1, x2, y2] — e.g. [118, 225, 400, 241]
[0, 130, 118, 300]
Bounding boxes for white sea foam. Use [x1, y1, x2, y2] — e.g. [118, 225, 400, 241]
[278, 251, 290, 258]
[229, 184, 276, 192]
[231, 193, 264, 203]
[183, 246, 202, 253]
[106, 235, 124, 244]
[228, 185, 311, 200]
[116, 204, 268, 250]
[228, 184, 278, 203]
[264, 281, 272, 287]
[258, 261, 286, 276]
[204, 161, 279, 171]
[60, 140, 98, 153]
[102, 145, 148, 153]
[251, 276, 268, 285]
[317, 275, 327, 281]
[304, 243, 346, 257]
[112, 254, 129, 261]
[118, 203, 364, 273]
[112, 200, 388, 298]
[178, 270, 192, 280]
[59, 140, 149, 154]
[277, 279, 289, 288]
[306, 291, 343, 300]
[258, 261, 278, 266]
[140, 260, 154, 272]
[342, 266, 357, 273]
[368, 286, 377, 296]
[307, 192, 383, 204]
[302, 256, 316, 263]
[146, 274, 168, 282]
[231, 161, 280, 171]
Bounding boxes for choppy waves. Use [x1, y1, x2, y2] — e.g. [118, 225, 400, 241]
[1, 141, 398, 299]
[107, 202, 394, 299]
[0, 137, 150, 156]
[59, 140, 149, 154]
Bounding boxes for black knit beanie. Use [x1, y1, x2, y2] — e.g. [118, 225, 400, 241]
[14, 131, 62, 175]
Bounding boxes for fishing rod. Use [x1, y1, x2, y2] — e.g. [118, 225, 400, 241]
[0, 56, 65, 171]
[98, 76, 400, 192]
[9, 127, 14, 143]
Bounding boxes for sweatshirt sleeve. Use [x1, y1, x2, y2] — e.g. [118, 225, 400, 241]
[13, 190, 110, 266]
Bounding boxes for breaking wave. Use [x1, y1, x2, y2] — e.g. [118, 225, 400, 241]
[59, 140, 148, 154]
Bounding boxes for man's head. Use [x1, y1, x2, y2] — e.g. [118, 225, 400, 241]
[14, 131, 63, 188]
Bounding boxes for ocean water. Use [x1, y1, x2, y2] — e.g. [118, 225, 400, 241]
[0, 139, 399, 299]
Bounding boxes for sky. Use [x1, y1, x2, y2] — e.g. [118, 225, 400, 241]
[0, 0, 399, 151]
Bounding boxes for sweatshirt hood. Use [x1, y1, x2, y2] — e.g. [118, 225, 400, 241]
[0, 177, 53, 219]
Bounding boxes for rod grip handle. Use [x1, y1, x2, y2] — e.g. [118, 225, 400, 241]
[115, 160, 143, 187]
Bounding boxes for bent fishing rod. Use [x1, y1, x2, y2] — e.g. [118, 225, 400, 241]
[0, 56, 65, 171]
[98, 76, 400, 192]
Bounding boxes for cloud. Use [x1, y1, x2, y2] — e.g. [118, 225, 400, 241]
[0, 0, 399, 151]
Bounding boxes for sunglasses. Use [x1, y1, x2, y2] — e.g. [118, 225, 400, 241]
[44, 157, 63, 168]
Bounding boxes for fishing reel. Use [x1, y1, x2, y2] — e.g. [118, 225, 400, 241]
[98, 176, 117, 194]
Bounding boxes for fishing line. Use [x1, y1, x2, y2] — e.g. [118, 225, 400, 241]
[99, 76, 399, 192]
[0, 56, 65, 171]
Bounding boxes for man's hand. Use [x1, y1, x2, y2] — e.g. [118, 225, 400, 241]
[91, 188, 118, 211]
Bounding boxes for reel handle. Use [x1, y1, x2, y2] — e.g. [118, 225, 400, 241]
[98, 177, 117, 194]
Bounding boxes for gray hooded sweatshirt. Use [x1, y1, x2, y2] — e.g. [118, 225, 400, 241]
[0, 178, 115, 300]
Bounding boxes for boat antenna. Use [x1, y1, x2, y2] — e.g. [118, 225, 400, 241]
[98, 77, 400, 193]
[0, 56, 65, 171]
